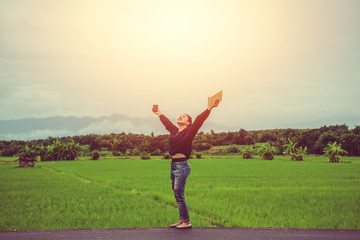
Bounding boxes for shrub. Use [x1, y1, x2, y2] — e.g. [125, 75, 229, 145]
[1, 146, 21, 157]
[125, 149, 132, 156]
[132, 148, 141, 156]
[42, 139, 81, 161]
[198, 143, 212, 151]
[18, 145, 38, 158]
[263, 152, 274, 160]
[163, 153, 171, 159]
[194, 152, 202, 159]
[140, 152, 151, 160]
[206, 149, 226, 156]
[151, 149, 162, 156]
[314, 131, 338, 154]
[241, 146, 254, 159]
[323, 142, 348, 163]
[283, 138, 307, 161]
[258, 143, 277, 160]
[227, 145, 240, 153]
[112, 151, 122, 156]
[92, 151, 100, 160]
[294, 146, 307, 161]
[258, 132, 277, 143]
[244, 135, 254, 145]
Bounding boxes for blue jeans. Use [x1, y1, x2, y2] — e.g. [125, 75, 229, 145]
[171, 160, 191, 222]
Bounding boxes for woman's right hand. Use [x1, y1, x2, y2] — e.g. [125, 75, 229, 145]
[152, 106, 162, 116]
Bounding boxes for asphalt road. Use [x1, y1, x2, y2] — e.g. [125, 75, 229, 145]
[1, 228, 359, 240]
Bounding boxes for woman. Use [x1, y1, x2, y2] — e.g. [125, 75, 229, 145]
[152, 100, 219, 229]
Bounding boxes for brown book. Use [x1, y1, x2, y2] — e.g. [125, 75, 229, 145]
[208, 90, 223, 109]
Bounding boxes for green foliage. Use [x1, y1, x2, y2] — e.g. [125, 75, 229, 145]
[314, 131, 338, 154]
[352, 126, 360, 135]
[283, 138, 307, 161]
[258, 143, 276, 160]
[233, 129, 249, 145]
[42, 139, 81, 161]
[294, 146, 307, 161]
[132, 148, 141, 156]
[323, 142, 348, 163]
[125, 149, 132, 156]
[244, 135, 254, 145]
[2, 124, 360, 159]
[112, 151, 122, 156]
[18, 145, 38, 158]
[0, 144, 22, 157]
[196, 142, 212, 151]
[283, 138, 297, 160]
[109, 135, 133, 154]
[241, 145, 254, 159]
[151, 149, 162, 156]
[194, 152, 202, 159]
[140, 152, 151, 160]
[163, 153, 171, 159]
[139, 141, 150, 153]
[92, 151, 100, 160]
[258, 131, 277, 143]
[340, 133, 360, 156]
[227, 145, 240, 153]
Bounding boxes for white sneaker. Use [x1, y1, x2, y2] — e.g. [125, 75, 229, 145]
[176, 222, 192, 229]
[169, 220, 183, 228]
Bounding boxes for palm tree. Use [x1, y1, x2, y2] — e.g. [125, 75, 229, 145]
[42, 139, 81, 161]
[283, 138, 307, 161]
[323, 142, 348, 163]
[258, 143, 277, 160]
[241, 145, 254, 159]
[294, 146, 307, 161]
[283, 138, 297, 160]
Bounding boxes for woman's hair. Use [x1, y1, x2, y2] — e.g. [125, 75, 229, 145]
[185, 114, 192, 125]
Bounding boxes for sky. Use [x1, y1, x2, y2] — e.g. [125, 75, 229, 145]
[1, 0, 360, 131]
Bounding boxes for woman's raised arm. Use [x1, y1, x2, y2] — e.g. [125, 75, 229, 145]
[153, 106, 178, 134]
[188, 99, 220, 138]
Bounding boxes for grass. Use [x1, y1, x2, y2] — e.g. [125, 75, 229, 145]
[1, 155, 359, 231]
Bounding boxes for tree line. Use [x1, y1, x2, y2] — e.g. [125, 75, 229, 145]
[1, 124, 359, 158]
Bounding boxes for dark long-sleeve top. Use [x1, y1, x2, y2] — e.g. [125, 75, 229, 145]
[159, 109, 211, 159]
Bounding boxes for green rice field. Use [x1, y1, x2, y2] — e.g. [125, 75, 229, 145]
[1, 156, 359, 231]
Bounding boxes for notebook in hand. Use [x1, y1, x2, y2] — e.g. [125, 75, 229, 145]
[208, 90, 223, 109]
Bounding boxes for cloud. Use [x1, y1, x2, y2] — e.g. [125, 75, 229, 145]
[0, 117, 167, 140]
[0, 112, 237, 140]
[77, 119, 166, 136]
[1, 129, 73, 141]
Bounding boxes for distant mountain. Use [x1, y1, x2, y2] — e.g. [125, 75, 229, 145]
[0, 114, 233, 141]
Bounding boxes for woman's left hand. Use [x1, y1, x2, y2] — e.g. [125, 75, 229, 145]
[208, 99, 220, 110]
